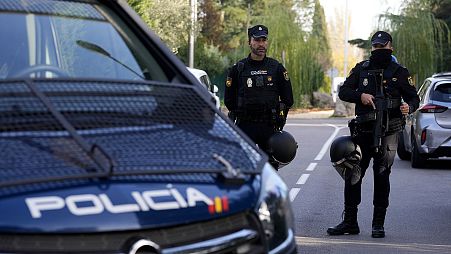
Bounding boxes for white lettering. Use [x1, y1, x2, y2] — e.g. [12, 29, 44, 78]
[142, 190, 180, 210]
[186, 187, 213, 207]
[170, 188, 188, 208]
[99, 194, 140, 213]
[25, 187, 215, 218]
[26, 196, 65, 218]
[250, 70, 267, 75]
[131, 191, 149, 211]
[66, 194, 104, 216]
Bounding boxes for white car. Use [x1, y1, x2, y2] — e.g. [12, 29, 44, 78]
[187, 67, 221, 109]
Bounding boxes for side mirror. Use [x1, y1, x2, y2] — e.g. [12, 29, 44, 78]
[212, 84, 219, 93]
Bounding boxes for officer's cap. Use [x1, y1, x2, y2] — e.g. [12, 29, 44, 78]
[248, 25, 268, 39]
[371, 31, 392, 46]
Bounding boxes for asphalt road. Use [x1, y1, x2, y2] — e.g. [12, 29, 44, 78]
[279, 118, 451, 254]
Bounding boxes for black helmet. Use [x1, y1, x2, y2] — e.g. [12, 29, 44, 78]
[330, 136, 362, 185]
[267, 131, 298, 165]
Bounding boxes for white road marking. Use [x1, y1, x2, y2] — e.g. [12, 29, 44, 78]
[289, 188, 301, 202]
[305, 162, 317, 171]
[288, 124, 346, 202]
[296, 174, 310, 185]
[314, 125, 345, 161]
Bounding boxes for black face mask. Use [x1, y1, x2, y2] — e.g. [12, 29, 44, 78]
[370, 48, 392, 68]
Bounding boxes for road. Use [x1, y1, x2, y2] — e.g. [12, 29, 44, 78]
[279, 118, 451, 254]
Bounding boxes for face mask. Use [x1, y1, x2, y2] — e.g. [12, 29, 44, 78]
[370, 48, 392, 67]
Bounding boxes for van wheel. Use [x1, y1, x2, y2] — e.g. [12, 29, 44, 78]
[397, 132, 410, 160]
[411, 134, 427, 168]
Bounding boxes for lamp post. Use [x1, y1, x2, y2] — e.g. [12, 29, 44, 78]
[343, 0, 349, 76]
[189, 0, 197, 68]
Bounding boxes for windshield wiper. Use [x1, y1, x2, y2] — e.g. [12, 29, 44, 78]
[76, 40, 145, 79]
[213, 154, 245, 185]
[23, 79, 115, 175]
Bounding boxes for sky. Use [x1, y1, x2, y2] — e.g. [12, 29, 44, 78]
[319, 0, 404, 39]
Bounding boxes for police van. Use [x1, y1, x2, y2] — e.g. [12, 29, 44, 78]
[0, 0, 296, 253]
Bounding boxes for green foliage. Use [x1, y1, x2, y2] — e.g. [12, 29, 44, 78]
[127, 0, 333, 108]
[127, 0, 192, 52]
[378, 0, 451, 84]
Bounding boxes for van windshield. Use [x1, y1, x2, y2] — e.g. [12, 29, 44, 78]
[0, 0, 166, 81]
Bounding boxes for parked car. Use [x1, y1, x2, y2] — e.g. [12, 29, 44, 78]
[0, 1, 297, 253]
[397, 72, 451, 168]
[187, 67, 221, 109]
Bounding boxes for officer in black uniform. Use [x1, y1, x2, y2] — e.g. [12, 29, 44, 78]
[224, 25, 294, 168]
[327, 31, 420, 238]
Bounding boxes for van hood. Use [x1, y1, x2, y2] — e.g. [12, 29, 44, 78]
[0, 178, 260, 233]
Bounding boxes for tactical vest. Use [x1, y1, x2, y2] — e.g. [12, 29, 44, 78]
[236, 58, 279, 116]
[356, 61, 401, 116]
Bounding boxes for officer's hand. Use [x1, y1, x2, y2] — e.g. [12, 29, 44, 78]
[361, 93, 375, 109]
[400, 102, 409, 115]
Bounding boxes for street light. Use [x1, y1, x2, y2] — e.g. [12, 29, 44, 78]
[189, 0, 197, 68]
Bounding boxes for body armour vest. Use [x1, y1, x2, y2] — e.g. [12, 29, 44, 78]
[355, 61, 401, 116]
[237, 58, 279, 115]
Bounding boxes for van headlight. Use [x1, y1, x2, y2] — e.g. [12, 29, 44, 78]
[256, 163, 295, 252]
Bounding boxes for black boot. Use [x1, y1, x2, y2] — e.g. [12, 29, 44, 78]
[327, 206, 360, 235]
[371, 207, 386, 238]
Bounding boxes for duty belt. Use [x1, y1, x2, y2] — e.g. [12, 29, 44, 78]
[356, 98, 401, 123]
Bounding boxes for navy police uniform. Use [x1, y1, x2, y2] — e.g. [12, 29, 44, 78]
[224, 25, 293, 167]
[333, 31, 420, 238]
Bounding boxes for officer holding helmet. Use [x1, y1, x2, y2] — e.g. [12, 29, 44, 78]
[224, 25, 294, 169]
[328, 31, 419, 238]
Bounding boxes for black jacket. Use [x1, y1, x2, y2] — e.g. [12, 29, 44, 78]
[339, 60, 420, 119]
[224, 55, 293, 113]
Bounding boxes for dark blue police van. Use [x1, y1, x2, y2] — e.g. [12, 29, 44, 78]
[0, 0, 297, 253]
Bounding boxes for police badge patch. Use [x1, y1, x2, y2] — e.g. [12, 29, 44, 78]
[363, 78, 368, 86]
[226, 77, 232, 87]
[283, 71, 289, 81]
[247, 78, 253, 87]
[408, 76, 414, 86]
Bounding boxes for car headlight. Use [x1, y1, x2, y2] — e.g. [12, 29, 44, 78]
[256, 163, 295, 252]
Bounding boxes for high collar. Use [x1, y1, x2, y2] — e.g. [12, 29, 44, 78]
[247, 54, 267, 66]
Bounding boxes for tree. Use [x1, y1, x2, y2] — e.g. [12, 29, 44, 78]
[378, 0, 450, 83]
[127, 0, 192, 52]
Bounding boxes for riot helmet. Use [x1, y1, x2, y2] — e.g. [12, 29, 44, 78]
[267, 131, 298, 166]
[330, 135, 362, 185]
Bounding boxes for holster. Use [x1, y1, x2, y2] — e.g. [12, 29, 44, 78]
[348, 118, 359, 138]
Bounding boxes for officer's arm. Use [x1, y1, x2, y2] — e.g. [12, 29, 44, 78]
[224, 65, 238, 111]
[338, 65, 362, 104]
[277, 64, 294, 109]
[399, 68, 420, 113]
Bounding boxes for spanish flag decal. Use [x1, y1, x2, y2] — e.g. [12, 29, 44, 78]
[208, 196, 229, 214]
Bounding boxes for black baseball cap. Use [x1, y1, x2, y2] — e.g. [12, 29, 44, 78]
[248, 25, 268, 39]
[371, 31, 392, 46]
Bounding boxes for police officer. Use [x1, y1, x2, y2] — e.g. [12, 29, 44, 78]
[224, 25, 294, 168]
[327, 31, 420, 238]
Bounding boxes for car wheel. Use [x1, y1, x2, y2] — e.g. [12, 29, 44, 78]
[411, 134, 427, 168]
[397, 132, 410, 160]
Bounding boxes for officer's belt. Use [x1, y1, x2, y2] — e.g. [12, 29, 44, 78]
[236, 111, 272, 123]
[356, 98, 401, 123]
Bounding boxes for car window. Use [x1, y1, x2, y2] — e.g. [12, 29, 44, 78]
[418, 80, 431, 102]
[0, 0, 169, 81]
[432, 83, 451, 102]
[199, 75, 210, 90]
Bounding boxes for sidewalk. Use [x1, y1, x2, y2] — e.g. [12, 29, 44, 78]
[220, 108, 336, 119]
[287, 109, 334, 119]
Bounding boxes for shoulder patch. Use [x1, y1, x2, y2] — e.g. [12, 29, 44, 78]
[226, 77, 232, 87]
[283, 71, 290, 81]
[408, 76, 414, 86]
